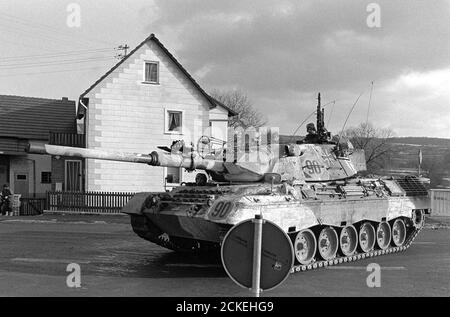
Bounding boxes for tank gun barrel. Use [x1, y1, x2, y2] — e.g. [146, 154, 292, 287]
[26, 142, 226, 173]
[27, 143, 157, 164]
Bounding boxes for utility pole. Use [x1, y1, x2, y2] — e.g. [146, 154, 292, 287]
[115, 44, 130, 60]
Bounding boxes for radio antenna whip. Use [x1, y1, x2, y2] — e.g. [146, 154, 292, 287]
[337, 92, 364, 145]
[366, 81, 374, 125]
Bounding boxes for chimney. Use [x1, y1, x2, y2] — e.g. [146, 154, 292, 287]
[61, 97, 69, 101]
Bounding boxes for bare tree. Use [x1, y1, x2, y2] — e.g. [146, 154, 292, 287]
[343, 122, 395, 173]
[211, 89, 267, 129]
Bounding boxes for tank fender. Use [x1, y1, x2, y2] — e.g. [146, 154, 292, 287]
[121, 192, 155, 215]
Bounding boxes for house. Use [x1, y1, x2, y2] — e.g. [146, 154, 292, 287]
[76, 34, 235, 192]
[0, 95, 77, 197]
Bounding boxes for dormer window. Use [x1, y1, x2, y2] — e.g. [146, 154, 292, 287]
[143, 61, 159, 83]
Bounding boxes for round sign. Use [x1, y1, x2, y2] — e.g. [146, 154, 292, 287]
[221, 218, 294, 291]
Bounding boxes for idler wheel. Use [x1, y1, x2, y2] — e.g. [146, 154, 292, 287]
[392, 219, 406, 247]
[339, 225, 358, 256]
[359, 222, 376, 252]
[376, 222, 391, 250]
[413, 210, 425, 228]
[294, 229, 317, 265]
[318, 227, 338, 261]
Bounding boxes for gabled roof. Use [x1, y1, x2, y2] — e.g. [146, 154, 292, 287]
[0, 95, 76, 140]
[80, 34, 236, 117]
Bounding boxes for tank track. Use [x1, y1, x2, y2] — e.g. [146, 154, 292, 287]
[131, 214, 424, 271]
[289, 224, 422, 274]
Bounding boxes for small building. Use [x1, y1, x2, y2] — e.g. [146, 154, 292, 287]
[0, 95, 77, 197]
[76, 34, 235, 192]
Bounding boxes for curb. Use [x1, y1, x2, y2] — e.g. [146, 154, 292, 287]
[42, 210, 128, 216]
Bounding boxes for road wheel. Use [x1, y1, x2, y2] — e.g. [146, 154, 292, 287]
[392, 218, 406, 247]
[339, 225, 358, 256]
[376, 222, 391, 250]
[318, 227, 338, 260]
[293, 229, 317, 265]
[359, 222, 376, 252]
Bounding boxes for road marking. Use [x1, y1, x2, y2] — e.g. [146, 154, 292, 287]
[165, 263, 222, 268]
[326, 266, 406, 270]
[413, 242, 436, 245]
[11, 258, 91, 264]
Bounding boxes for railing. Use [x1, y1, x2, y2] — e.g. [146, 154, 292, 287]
[49, 132, 85, 148]
[20, 197, 47, 216]
[47, 191, 135, 214]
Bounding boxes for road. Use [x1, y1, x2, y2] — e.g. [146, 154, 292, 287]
[0, 214, 449, 297]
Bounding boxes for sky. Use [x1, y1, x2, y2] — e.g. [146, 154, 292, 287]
[0, 0, 449, 138]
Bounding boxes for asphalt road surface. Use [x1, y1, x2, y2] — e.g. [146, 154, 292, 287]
[0, 214, 449, 297]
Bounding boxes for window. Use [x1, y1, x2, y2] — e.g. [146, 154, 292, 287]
[41, 172, 52, 184]
[16, 174, 27, 180]
[144, 61, 159, 83]
[165, 110, 183, 134]
[166, 167, 181, 184]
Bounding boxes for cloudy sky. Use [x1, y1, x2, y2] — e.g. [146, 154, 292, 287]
[0, 0, 449, 138]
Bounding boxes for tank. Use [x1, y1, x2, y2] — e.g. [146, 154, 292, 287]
[27, 94, 430, 272]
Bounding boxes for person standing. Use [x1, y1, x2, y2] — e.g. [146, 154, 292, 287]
[303, 123, 320, 144]
[0, 184, 12, 216]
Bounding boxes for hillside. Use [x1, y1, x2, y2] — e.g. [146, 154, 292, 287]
[388, 137, 450, 147]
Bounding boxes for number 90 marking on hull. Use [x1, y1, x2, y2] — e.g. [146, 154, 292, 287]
[209, 201, 234, 219]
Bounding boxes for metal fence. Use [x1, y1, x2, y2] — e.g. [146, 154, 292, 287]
[430, 189, 450, 216]
[47, 191, 135, 214]
[20, 197, 47, 216]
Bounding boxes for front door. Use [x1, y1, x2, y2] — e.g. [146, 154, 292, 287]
[14, 172, 29, 197]
[0, 164, 7, 187]
[65, 160, 82, 191]
[0, 156, 9, 187]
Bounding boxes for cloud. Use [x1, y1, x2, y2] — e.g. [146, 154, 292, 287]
[145, 1, 450, 138]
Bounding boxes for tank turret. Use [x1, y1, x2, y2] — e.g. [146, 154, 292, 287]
[27, 94, 365, 184]
[27, 140, 363, 184]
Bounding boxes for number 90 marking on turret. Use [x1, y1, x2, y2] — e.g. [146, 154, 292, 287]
[209, 201, 234, 220]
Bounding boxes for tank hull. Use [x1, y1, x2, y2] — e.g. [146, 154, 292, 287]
[124, 176, 430, 262]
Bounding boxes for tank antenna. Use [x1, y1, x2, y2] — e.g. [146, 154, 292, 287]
[326, 100, 336, 128]
[366, 81, 374, 125]
[336, 92, 364, 145]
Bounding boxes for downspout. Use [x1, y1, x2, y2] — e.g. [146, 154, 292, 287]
[79, 97, 88, 191]
[23, 158, 36, 198]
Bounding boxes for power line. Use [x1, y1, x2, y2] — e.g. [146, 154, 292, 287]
[0, 65, 108, 78]
[0, 21, 82, 49]
[0, 56, 114, 70]
[0, 48, 113, 62]
[0, 12, 116, 47]
[0, 54, 113, 66]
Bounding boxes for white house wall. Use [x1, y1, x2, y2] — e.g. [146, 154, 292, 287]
[85, 41, 210, 192]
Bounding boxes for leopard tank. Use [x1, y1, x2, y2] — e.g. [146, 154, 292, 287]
[27, 94, 430, 273]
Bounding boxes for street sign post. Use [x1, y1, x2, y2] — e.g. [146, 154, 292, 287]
[221, 215, 294, 296]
